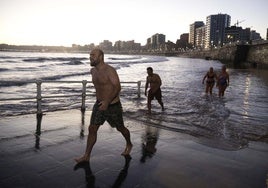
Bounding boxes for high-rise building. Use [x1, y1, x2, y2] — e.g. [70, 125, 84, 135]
[148, 33, 166, 51]
[189, 21, 204, 47]
[205, 14, 231, 48]
[195, 25, 206, 48]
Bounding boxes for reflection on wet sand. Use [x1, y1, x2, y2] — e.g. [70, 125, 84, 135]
[112, 155, 132, 188]
[74, 161, 95, 188]
[74, 155, 132, 188]
[140, 126, 159, 163]
[80, 111, 85, 138]
[35, 114, 42, 149]
[34, 110, 86, 150]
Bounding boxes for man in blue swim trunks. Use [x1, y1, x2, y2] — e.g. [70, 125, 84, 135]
[75, 49, 133, 163]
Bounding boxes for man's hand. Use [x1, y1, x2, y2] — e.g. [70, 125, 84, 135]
[98, 101, 109, 111]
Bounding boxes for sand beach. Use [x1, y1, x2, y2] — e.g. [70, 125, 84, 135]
[0, 109, 267, 188]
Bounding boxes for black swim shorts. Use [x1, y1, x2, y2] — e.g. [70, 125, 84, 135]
[90, 101, 124, 128]
[148, 88, 162, 101]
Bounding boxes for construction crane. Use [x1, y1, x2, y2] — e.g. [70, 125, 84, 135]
[234, 20, 245, 27]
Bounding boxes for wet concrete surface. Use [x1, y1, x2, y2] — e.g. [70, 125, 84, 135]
[0, 110, 268, 188]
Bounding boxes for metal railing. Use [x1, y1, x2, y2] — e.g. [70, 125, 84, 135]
[0, 80, 141, 115]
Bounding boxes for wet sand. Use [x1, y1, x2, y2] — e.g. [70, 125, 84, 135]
[0, 109, 267, 188]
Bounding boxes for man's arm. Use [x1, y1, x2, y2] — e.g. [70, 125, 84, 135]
[145, 76, 149, 96]
[202, 73, 207, 84]
[107, 67, 121, 103]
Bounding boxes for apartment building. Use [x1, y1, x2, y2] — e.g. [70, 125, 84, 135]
[205, 14, 231, 48]
[189, 21, 204, 47]
[146, 33, 166, 51]
[114, 40, 141, 51]
[195, 25, 206, 48]
[224, 26, 250, 44]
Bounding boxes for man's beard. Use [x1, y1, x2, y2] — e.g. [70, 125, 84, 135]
[90, 59, 98, 67]
[90, 61, 96, 66]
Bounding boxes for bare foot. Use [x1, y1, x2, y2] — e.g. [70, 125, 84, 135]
[74, 155, 89, 163]
[121, 144, 133, 156]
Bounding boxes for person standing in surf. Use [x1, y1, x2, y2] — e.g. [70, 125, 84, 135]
[75, 49, 132, 163]
[217, 65, 229, 98]
[145, 67, 164, 114]
[202, 67, 217, 95]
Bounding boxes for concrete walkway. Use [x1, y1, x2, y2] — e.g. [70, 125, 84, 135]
[0, 110, 268, 188]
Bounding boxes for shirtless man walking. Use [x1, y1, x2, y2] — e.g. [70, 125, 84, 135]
[145, 67, 164, 114]
[75, 49, 132, 163]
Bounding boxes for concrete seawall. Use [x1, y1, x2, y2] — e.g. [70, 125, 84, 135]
[180, 41, 268, 68]
[247, 42, 268, 68]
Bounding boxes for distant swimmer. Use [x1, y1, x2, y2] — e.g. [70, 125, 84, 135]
[202, 67, 217, 95]
[217, 65, 229, 98]
[75, 49, 132, 163]
[145, 67, 164, 114]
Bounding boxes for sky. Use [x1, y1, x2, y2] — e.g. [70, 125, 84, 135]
[0, 0, 267, 46]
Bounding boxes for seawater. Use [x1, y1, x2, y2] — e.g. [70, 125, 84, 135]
[0, 51, 268, 150]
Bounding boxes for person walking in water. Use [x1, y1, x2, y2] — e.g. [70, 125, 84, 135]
[145, 67, 164, 114]
[75, 49, 132, 163]
[202, 67, 217, 95]
[217, 65, 229, 98]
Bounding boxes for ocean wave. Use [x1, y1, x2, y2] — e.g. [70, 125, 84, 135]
[108, 56, 142, 60]
[0, 71, 90, 87]
[0, 55, 18, 59]
[13, 67, 38, 71]
[0, 68, 9, 72]
[106, 56, 169, 66]
[62, 60, 84, 65]
[123, 110, 251, 150]
[40, 71, 89, 81]
[0, 81, 27, 87]
[22, 57, 87, 63]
